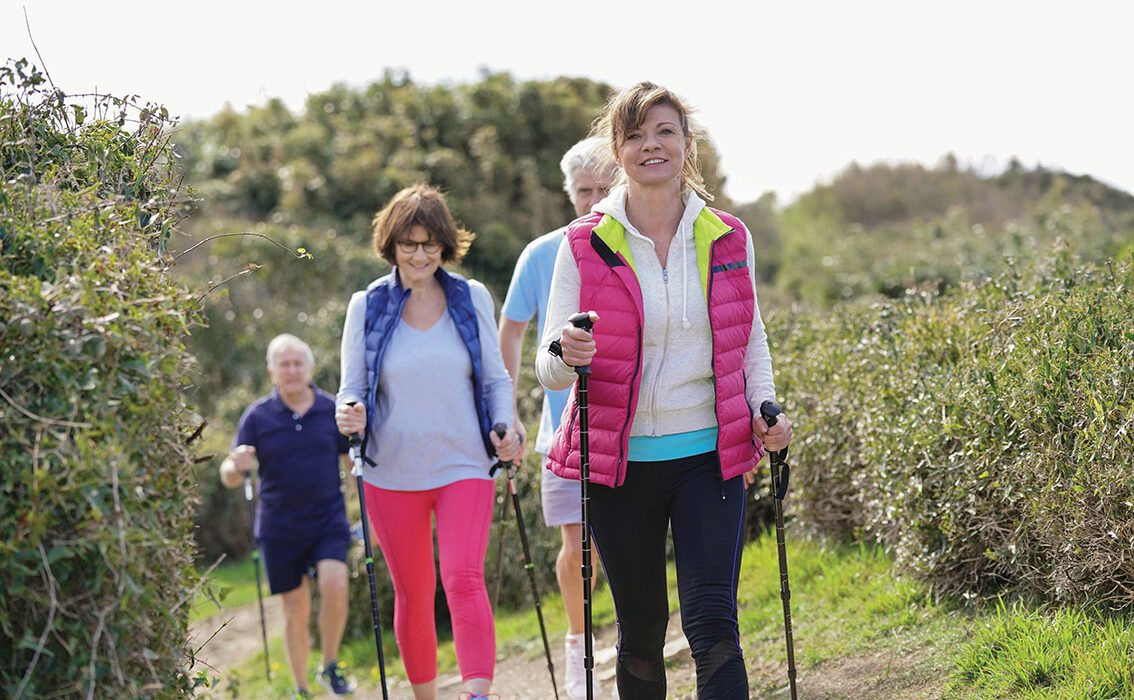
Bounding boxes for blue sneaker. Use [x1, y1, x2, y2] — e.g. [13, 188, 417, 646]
[318, 660, 355, 695]
[294, 690, 312, 700]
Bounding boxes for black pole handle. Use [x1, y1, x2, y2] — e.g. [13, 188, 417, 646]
[760, 399, 781, 428]
[490, 423, 510, 476]
[759, 400, 791, 500]
[568, 311, 594, 333]
[346, 400, 362, 448]
[568, 312, 594, 377]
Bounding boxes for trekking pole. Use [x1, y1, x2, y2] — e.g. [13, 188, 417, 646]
[760, 400, 798, 700]
[490, 424, 559, 700]
[566, 311, 596, 700]
[242, 473, 271, 682]
[491, 487, 508, 609]
[347, 402, 390, 700]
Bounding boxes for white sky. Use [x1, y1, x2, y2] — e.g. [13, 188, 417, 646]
[3, 0, 1132, 204]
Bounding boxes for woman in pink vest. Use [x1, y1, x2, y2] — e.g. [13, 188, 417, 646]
[536, 82, 793, 699]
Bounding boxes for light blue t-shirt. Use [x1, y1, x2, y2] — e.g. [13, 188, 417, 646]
[502, 227, 571, 455]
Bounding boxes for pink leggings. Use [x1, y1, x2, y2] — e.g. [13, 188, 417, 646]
[365, 478, 495, 685]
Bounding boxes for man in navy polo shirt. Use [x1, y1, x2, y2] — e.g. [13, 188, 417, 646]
[220, 333, 355, 698]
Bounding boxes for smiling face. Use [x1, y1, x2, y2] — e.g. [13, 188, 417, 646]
[268, 346, 312, 397]
[372, 183, 472, 267]
[617, 103, 691, 191]
[394, 224, 442, 286]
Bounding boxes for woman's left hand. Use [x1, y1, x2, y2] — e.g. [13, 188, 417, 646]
[752, 411, 793, 453]
[490, 427, 522, 464]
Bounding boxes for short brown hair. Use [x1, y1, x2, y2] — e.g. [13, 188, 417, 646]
[371, 183, 475, 265]
[594, 82, 712, 201]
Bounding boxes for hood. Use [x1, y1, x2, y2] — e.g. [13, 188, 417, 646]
[593, 185, 709, 329]
[593, 184, 707, 235]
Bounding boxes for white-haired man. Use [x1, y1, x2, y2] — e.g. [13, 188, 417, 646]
[220, 334, 354, 699]
[498, 137, 615, 699]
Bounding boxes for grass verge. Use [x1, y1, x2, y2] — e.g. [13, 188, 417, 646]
[950, 599, 1134, 699]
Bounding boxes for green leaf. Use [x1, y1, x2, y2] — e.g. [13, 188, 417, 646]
[45, 545, 72, 564]
[217, 584, 234, 603]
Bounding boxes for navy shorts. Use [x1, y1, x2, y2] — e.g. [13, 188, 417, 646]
[259, 523, 350, 595]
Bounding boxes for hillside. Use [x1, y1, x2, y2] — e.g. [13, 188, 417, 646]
[744, 158, 1134, 304]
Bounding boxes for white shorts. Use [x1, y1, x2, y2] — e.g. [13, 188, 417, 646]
[540, 455, 582, 528]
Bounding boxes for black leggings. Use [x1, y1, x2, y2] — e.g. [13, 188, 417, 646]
[589, 451, 748, 699]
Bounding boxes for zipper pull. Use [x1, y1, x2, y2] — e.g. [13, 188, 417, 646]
[662, 268, 668, 284]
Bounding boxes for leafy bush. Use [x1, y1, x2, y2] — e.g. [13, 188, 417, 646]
[173, 73, 619, 295]
[1, 60, 203, 697]
[770, 244, 1134, 607]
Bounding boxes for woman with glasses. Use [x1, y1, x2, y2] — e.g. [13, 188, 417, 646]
[336, 182, 520, 700]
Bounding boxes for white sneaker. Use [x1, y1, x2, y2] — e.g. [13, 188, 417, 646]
[564, 633, 602, 700]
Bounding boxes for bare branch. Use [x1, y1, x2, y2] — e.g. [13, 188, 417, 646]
[171, 231, 305, 262]
[193, 264, 264, 307]
[22, 7, 55, 91]
[0, 385, 93, 428]
[12, 544, 60, 700]
[172, 554, 227, 616]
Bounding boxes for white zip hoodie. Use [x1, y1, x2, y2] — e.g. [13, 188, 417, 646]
[536, 185, 777, 438]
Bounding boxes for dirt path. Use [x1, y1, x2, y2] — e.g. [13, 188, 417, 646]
[472, 611, 695, 700]
[191, 602, 949, 699]
[483, 615, 950, 700]
[190, 603, 688, 698]
[783, 647, 951, 699]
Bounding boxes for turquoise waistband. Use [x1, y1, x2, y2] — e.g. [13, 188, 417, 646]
[628, 427, 718, 462]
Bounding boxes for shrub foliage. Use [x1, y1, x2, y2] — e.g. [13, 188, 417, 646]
[1, 60, 203, 697]
[770, 246, 1134, 607]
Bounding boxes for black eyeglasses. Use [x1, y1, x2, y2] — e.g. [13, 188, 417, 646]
[395, 239, 442, 254]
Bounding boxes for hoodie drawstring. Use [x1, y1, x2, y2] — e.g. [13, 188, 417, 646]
[681, 226, 691, 329]
[592, 184, 699, 331]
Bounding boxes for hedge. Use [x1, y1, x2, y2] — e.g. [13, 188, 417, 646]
[1, 60, 204, 697]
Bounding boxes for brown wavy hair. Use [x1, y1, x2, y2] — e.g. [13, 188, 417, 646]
[371, 183, 475, 265]
[593, 81, 711, 201]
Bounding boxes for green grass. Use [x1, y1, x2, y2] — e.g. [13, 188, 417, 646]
[191, 556, 269, 624]
[738, 532, 967, 698]
[950, 600, 1134, 698]
[199, 531, 1134, 698]
[734, 532, 1134, 699]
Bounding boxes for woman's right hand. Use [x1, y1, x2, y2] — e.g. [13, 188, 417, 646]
[336, 402, 367, 436]
[557, 311, 599, 367]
